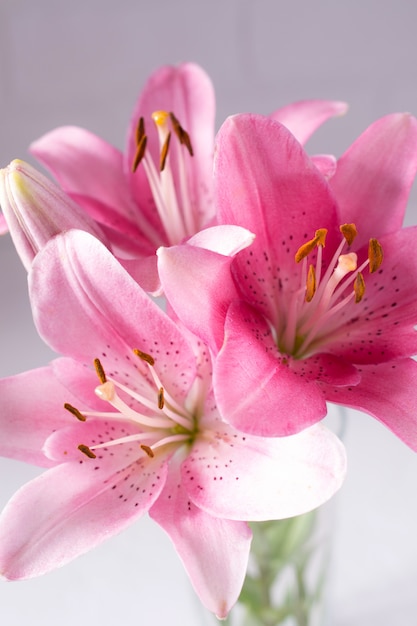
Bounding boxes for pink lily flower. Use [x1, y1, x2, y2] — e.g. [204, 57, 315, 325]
[28, 62, 346, 292]
[0, 230, 346, 617]
[158, 112, 417, 449]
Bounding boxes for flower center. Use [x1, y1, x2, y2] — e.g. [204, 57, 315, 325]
[131, 110, 197, 246]
[279, 223, 383, 358]
[65, 351, 197, 460]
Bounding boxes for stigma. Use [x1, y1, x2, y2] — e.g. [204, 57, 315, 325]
[280, 223, 383, 357]
[131, 110, 197, 245]
[67, 352, 196, 460]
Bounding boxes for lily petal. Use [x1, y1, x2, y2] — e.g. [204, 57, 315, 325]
[0, 363, 78, 467]
[270, 99, 348, 145]
[0, 451, 168, 580]
[181, 422, 346, 521]
[322, 359, 417, 451]
[214, 301, 327, 436]
[330, 113, 417, 248]
[150, 458, 251, 618]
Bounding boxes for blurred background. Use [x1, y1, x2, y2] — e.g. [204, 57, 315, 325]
[1, 0, 417, 624]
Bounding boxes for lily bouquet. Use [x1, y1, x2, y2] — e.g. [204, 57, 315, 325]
[0, 63, 416, 624]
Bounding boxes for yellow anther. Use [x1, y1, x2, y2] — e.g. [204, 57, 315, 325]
[295, 228, 328, 263]
[158, 387, 165, 409]
[133, 349, 155, 366]
[78, 444, 96, 459]
[140, 444, 155, 458]
[340, 223, 358, 246]
[353, 271, 366, 303]
[305, 264, 316, 302]
[368, 238, 383, 273]
[159, 132, 171, 172]
[64, 403, 86, 422]
[152, 110, 170, 127]
[94, 358, 107, 384]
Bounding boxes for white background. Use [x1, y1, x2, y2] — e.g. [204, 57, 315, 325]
[1, 1, 417, 624]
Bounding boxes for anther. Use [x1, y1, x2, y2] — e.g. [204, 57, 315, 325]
[78, 444, 97, 459]
[340, 223, 358, 246]
[159, 132, 171, 171]
[305, 265, 316, 302]
[169, 112, 194, 156]
[158, 387, 165, 409]
[368, 238, 383, 273]
[135, 116, 145, 145]
[94, 358, 107, 384]
[133, 349, 155, 366]
[64, 403, 86, 422]
[132, 134, 148, 173]
[140, 444, 155, 458]
[295, 228, 328, 263]
[353, 272, 366, 303]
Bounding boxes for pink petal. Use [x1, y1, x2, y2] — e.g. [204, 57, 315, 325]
[322, 359, 417, 451]
[0, 363, 77, 467]
[330, 113, 417, 248]
[157, 243, 240, 352]
[0, 213, 8, 234]
[187, 224, 255, 256]
[29, 230, 197, 400]
[30, 126, 139, 232]
[181, 422, 346, 521]
[126, 62, 215, 230]
[311, 154, 337, 179]
[214, 302, 327, 436]
[214, 113, 339, 325]
[150, 459, 251, 618]
[270, 99, 348, 145]
[0, 451, 168, 580]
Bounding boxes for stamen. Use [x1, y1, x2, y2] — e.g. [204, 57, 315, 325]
[78, 444, 97, 459]
[140, 444, 155, 458]
[305, 265, 316, 302]
[295, 229, 327, 263]
[340, 223, 358, 245]
[132, 134, 148, 173]
[135, 116, 145, 145]
[368, 238, 383, 273]
[159, 132, 171, 172]
[353, 271, 366, 303]
[133, 348, 155, 366]
[94, 358, 107, 384]
[64, 403, 86, 422]
[169, 112, 194, 156]
[158, 387, 165, 410]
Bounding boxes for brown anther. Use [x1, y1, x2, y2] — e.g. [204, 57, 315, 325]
[368, 238, 383, 273]
[305, 264, 317, 302]
[78, 444, 96, 459]
[64, 403, 86, 422]
[340, 223, 358, 246]
[140, 444, 155, 458]
[94, 358, 107, 384]
[159, 132, 171, 171]
[353, 271, 366, 303]
[169, 112, 194, 156]
[158, 387, 165, 409]
[135, 116, 145, 145]
[132, 134, 148, 173]
[295, 228, 328, 263]
[133, 348, 155, 366]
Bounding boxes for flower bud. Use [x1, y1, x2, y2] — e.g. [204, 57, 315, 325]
[0, 159, 107, 270]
